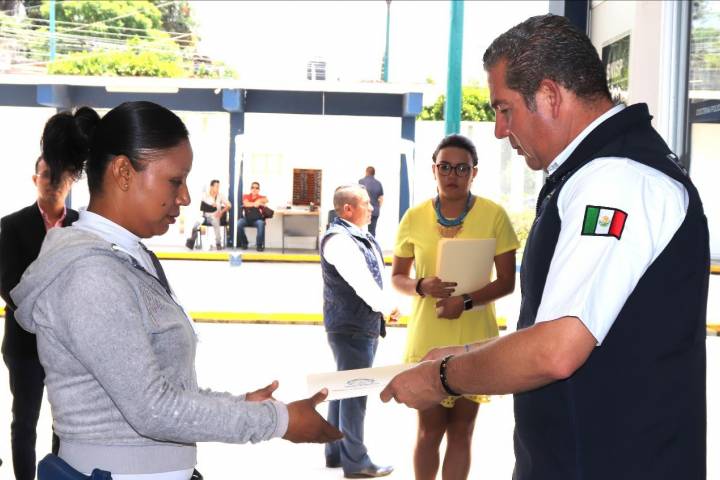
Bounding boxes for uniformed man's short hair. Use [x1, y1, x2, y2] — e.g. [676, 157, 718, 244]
[483, 14, 611, 111]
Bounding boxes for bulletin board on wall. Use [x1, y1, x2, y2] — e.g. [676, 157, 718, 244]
[292, 168, 322, 206]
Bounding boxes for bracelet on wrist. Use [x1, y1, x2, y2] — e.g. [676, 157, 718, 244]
[439, 355, 461, 396]
[415, 278, 425, 297]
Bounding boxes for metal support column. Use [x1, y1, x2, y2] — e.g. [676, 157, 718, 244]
[444, 0, 464, 135]
[228, 112, 245, 247]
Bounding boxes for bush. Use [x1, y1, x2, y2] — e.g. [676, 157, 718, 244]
[419, 85, 496, 122]
[48, 48, 186, 77]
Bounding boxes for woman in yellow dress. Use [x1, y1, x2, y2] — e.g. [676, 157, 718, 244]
[392, 134, 519, 480]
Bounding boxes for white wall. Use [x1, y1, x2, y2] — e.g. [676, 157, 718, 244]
[0, 106, 59, 216]
[589, 1, 671, 138]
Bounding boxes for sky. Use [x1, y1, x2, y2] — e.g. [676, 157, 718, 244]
[190, 1, 549, 90]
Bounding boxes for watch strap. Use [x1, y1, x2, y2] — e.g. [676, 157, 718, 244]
[462, 293, 473, 311]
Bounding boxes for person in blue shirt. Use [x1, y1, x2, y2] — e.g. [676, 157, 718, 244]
[359, 167, 384, 237]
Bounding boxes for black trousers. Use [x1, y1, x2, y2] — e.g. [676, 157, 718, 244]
[3, 354, 58, 480]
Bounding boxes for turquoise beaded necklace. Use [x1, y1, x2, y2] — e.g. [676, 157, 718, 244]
[434, 191, 473, 227]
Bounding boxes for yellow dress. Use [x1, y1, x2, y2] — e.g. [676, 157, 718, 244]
[394, 197, 520, 405]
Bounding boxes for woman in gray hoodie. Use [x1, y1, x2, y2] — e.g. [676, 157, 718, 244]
[11, 101, 341, 479]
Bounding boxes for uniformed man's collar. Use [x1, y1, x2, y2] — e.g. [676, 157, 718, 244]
[546, 103, 626, 176]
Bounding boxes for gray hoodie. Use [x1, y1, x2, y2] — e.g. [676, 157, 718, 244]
[12, 227, 288, 474]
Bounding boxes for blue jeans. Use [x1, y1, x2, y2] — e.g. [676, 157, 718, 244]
[236, 218, 265, 248]
[325, 332, 379, 473]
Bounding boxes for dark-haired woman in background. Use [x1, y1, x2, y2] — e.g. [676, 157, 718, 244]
[391, 135, 519, 480]
[10, 102, 341, 479]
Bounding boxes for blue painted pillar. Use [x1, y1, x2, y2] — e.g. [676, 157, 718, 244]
[228, 112, 244, 247]
[382, 0, 391, 82]
[223, 89, 246, 248]
[444, 0, 464, 135]
[400, 92, 422, 220]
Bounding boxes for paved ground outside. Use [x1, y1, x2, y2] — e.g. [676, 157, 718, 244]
[0, 258, 718, 478]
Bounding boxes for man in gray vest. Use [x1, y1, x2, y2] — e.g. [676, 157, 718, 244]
[321, 185, 396, 478]
[381, 14, 708, 480]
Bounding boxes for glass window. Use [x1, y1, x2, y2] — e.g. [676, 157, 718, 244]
[688, 0, 720, 260]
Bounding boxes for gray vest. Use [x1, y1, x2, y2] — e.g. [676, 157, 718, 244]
[320, 218, 384, 336]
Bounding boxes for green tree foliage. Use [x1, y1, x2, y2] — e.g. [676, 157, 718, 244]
[18, 0, 231, 78]
[47, 38, 184, 77]
[419, 86, 495, 122]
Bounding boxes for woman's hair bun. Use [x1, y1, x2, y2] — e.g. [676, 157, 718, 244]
[41, 106, 100, 186]
[73, 106, 101, 143]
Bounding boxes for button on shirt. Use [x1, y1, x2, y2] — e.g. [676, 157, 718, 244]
[323, 220, 395, 317]
[535, 104, 689, 344]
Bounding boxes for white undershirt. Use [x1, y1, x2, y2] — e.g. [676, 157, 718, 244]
[534, 107, 689, 345]
[323, 220, 395, 316]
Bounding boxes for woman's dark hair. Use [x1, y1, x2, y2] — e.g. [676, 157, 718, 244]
[432, 134, 478, 166]
[41, 101, 189, 193]
[41, 106, 100, 187]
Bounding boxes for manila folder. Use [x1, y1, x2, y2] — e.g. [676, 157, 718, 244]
[436, 238, 496, 311]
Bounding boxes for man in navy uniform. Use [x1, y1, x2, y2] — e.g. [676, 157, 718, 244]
[358, 167, 384, 237]
[382, 14, 708, 480]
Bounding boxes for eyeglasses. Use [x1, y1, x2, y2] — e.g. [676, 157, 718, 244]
[434, 162, 473, 177]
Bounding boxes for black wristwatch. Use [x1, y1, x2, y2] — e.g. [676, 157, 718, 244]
[462, 293, 473, 311]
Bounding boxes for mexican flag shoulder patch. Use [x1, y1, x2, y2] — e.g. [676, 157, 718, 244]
[581, 205, 627, 240]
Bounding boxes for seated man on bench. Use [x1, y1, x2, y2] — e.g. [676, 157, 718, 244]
[237, 181, 268, 251]
[185, 179, 231, 250]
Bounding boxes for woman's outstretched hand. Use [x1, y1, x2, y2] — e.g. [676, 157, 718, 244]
[283, 389, 343, 443]
[245, 380, 279, 402]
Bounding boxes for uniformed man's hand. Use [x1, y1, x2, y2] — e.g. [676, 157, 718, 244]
[420, 276, 456, 299]
[284, 389, 343, 443]
[245, 380, 279, 402]
[379, 360, 445, 410]
[435, 295, 464, 319]
[387, 307, 400, 324]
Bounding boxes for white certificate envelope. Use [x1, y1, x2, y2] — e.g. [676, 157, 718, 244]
[308, 363, 417, 401]
[436, 238, 496, 311]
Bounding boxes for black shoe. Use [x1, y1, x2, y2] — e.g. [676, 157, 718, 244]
[238, 244, 248, 250]
[256, 245, 265, 252]
[326, 459, 341, 468]
[345, 465, 393, 478]
[185, 238, 195, 250]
